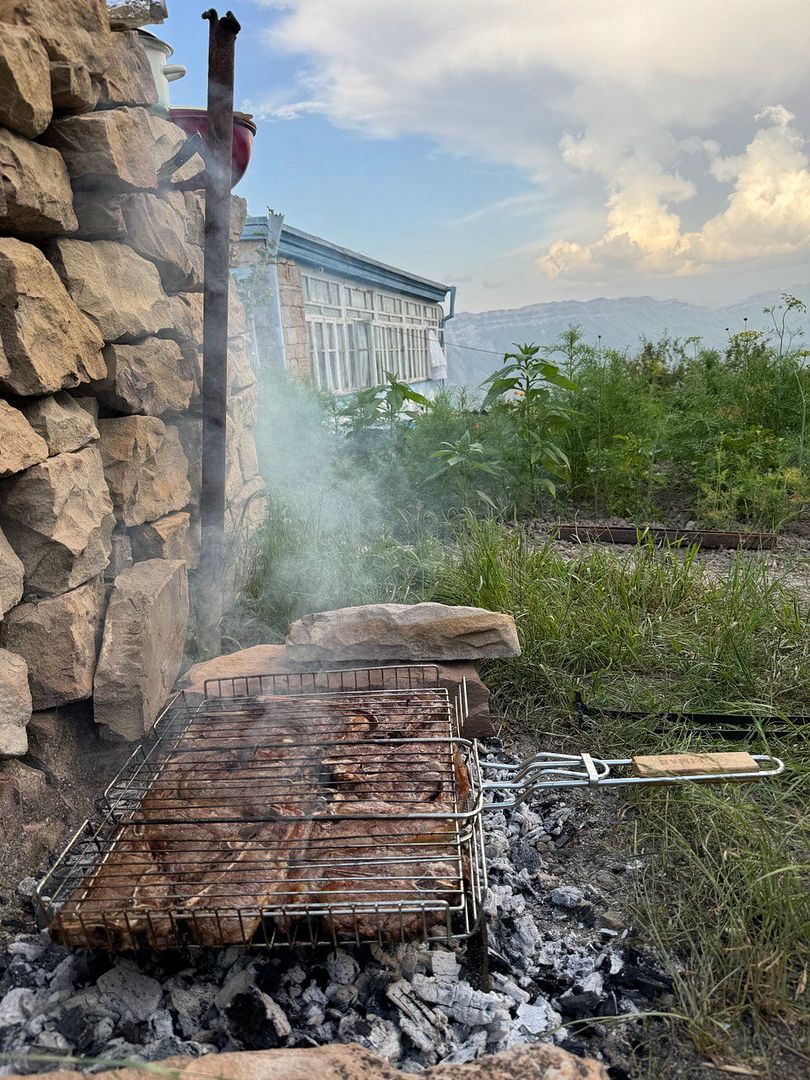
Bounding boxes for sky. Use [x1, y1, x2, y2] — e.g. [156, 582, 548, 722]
[162, 1, 810, 313]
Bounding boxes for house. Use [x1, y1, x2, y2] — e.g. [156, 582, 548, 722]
[233, 212, 455, 394]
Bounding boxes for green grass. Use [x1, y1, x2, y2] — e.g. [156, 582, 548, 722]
[429, 517, 809, 1060]
[238, 509, 809, 1068]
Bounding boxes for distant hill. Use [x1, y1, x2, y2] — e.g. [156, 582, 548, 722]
[444, 286, 810, 386]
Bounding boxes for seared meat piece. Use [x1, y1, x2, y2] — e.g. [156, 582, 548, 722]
[50, 825, 177, 950]
[293, 802, 463, 941]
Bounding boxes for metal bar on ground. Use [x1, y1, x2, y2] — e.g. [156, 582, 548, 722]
[198, 8, 241, 656]
[556, 524, 778, 549]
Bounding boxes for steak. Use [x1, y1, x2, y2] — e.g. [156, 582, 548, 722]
[50, 690, 472, 948]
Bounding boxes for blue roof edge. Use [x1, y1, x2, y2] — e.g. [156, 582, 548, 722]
[241, 217, 452, 304]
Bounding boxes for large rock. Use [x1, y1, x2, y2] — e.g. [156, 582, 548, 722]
[71, 191, 126, 239]
[107, 1, 168, 31]
[178, 644, 493, 735]
[167, 290, 204, 347]
[43, 107, 188, 192]
[0, 399, 48, 476]
[97, 338, 193, 416]
[93, 559, 189, 741]
[130, 511, 194, 565]
[0, 445, 114, 596]
[229, 382, 259, 431]
[105, 527, 133, 583]
[0, 127, 77, 238]
[174, 416, 202, 502]
[1, 0, 112, 75]
[225, 417, 259, 503]
[0, 526, 24, 617]
[0, 1043, 609, 1080]
[46, 238, 178, 342]
[98, 416, 190, 527]
[0, 24, 52, 137]
[0, 575, 105, 709]
[91, 30, 158, 108]
[286, 603, 522, 663]
[0, 648, 31, 757]
[49, 61, 96, 114]
[117, 189, 204, 292]
[0, 238, 105, 395]
[180, 414, 262, 510]
[18, 391, 98, 455]
[229, 336, 257, 393]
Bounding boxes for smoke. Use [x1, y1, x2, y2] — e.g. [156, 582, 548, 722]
[243, 371, 404, 630]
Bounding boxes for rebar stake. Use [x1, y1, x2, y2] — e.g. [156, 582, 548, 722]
[198, 8, 241, 656]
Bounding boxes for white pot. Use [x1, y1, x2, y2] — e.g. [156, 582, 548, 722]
[137, 29, 186, 117]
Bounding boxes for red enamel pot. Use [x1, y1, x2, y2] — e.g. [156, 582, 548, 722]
[169, 107, 256, 188]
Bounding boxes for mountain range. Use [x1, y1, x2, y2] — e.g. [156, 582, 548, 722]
[444, 285, 810, 385]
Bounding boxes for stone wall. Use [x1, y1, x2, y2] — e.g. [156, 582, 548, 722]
[276, 257, 310, 381]
[0, 0, 265, 794]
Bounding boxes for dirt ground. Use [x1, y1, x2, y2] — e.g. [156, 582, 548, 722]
[527, 514, 810, 602]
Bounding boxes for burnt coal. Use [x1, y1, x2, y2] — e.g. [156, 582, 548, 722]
[0, 743, 673, 1076]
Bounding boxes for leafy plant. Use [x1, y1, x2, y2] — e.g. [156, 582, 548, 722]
[482, 343, 576, 504]
[341, 370, 432, 436]
[428, 429, 505, 509]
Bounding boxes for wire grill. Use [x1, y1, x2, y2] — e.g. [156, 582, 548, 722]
[37, 667, 485, 951]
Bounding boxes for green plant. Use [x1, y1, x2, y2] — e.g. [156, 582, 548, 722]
[428, 429, 505, 509]
[482, 343, 576, 505]
[342, 370, 432, 436]
[695, 426, 810, 530]
[764, 291, 807, 357]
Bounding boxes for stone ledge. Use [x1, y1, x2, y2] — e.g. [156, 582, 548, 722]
[0, 1042, 608, 1080]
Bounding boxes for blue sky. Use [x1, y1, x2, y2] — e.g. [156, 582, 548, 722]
[161, 2, 810, 312]
[163, 3, 536, 304]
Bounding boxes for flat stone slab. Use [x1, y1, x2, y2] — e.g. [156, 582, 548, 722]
[286, 603, 521, 663]
[178, 644, 495, 738]
[0, 1041, 608, 1080]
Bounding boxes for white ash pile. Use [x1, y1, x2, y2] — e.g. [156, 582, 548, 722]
[0, 748, 673, 1076]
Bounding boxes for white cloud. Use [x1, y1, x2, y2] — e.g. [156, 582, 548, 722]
[252, 0, 810, 291]
[541, 107, 810, 280]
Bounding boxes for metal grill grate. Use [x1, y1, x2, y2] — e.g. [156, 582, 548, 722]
[37, 667, 485, 951]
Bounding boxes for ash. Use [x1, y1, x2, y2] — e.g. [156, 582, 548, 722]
[0, 747, 673, 1076]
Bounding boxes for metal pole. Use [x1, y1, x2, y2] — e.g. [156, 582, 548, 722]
[198, 8, 240, 656]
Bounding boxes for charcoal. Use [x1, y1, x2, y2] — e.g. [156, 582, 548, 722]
[558, 972, 605, 1019]
[549, 885, 585, 909]
[97, 961, 162, 1022]
[515, 997, 562, 1036]
[0, 988, 34, 1028]
[326, 949, 359, 986]
[0, 733, 670, 1077]
[224, 989, 289, 1050]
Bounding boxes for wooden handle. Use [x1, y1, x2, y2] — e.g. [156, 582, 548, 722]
[632, 751, 761, 781]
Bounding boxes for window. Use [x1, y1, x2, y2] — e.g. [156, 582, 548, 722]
[302, 270, 441, 392]
[347, 322, 373, 387]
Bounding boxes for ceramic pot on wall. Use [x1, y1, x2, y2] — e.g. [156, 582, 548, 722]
[138, 30, 186, 117]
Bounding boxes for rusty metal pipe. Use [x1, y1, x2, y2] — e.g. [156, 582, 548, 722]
[198, 8, 240, 655]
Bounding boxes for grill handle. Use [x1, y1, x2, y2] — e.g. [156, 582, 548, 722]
[480, 750, 784, 809]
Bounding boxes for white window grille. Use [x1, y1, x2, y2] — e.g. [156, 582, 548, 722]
[302, 270, 441, 393]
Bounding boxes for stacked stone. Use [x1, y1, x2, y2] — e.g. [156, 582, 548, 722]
[276, 258, 310, 381]
[0, 0, 265, 780]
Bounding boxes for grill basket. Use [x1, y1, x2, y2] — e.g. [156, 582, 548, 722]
[36, 666, 487, 951]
